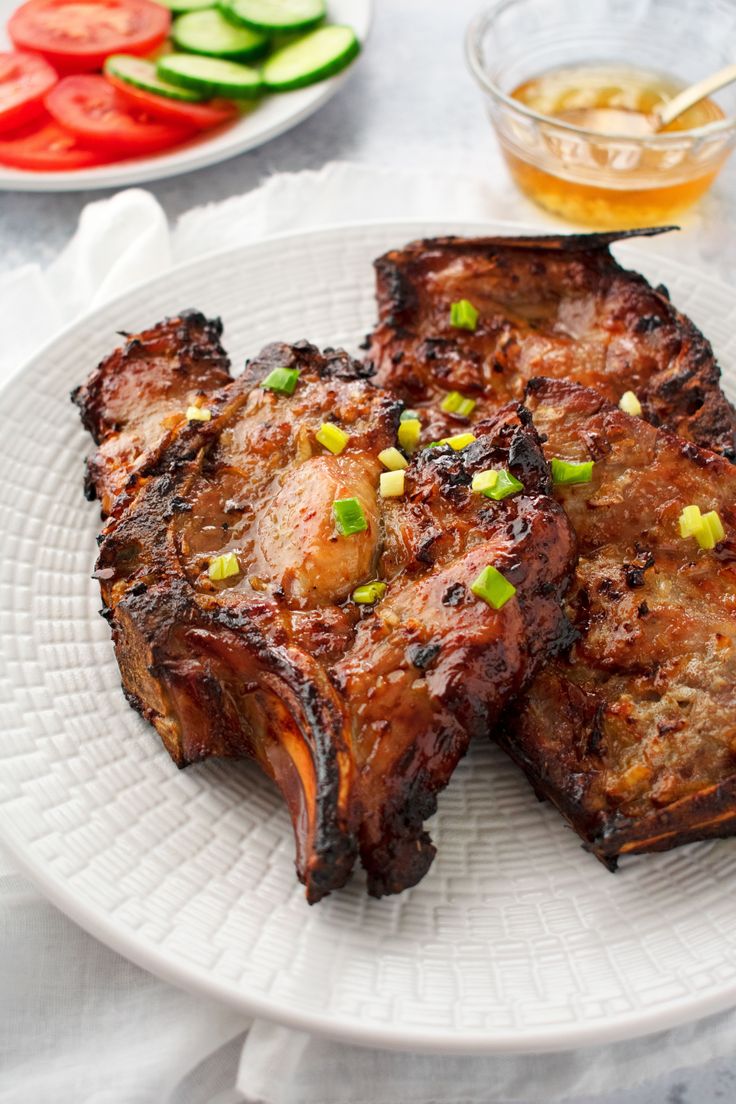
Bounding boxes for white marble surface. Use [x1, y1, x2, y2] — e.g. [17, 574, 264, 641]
[0, 1, 735, 1100]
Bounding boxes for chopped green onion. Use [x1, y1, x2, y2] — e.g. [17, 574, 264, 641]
[471, 470, 498, 495]
[400, 409, 420, 422]
[679, 504, 703, 538]
[378, 446, 408, 471]
[441, 390, 477, 417]
[316, 422, 349, 454]
[208, 552, 240, 581]
[333, 497, 368, 536]
[471, 565, 516, 609]
[398, 418, 421, 453]
[441, 432, 477, 451]
[472, 468, 523, 500]
[186, 405, 211, 422]
[450, 299, 479, 332]
[679, 504, 725, 550]
[380, 470, 405, 497]
[551, 458, 594, 485]
[260, 366, 300, 395]
[352, 581, 387, 604]
[703, 510, 726, 544]
[619, 390, 642, 417]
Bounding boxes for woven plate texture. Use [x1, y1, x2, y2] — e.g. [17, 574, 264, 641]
[1, 221, 735, 1054]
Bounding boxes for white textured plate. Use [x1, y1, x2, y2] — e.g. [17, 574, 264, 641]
[1, 220, 736, 1055]
[0, 0, 371, 191]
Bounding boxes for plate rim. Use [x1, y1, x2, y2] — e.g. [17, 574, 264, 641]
[0, 0, 373, 193]
[1, 216, 735, 1055]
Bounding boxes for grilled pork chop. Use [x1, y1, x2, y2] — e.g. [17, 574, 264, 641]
[75, 315, 576, 900]
[502, 378, 736, 864]
[366, 231, 736, 459]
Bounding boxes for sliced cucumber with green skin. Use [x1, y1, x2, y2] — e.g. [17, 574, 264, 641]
[105, 55, 208, 101]
[157, 53, 263, 98]
[172, 9, 269, 60]
[155, 0, 215, 14]
[262, 25, 360, 91]
[219, 0, 324, 33]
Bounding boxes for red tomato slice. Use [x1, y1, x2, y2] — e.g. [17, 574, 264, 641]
[0, 110, 113, 170]
[0, 51, 58, 134]
[45, 74, 192, 154]
[9, 0, 170, 74]
[107, 73, 237, 131]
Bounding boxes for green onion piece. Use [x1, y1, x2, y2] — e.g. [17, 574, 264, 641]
[398, 419, 421, 452]
[333, 497, 368, 536]
[679, 504, 703, 538]
[471, 565, 516, 609]
[703, 510, 725, 544]
[186, 405, 211, 422]
[488, 469, 523, 500]
[681, 508, 726, 550]
[678, 504, 726, 551]
[619, 390, 642, 417]
[208, 552, 240, 581]
[352, 581, 387, 604]
[472, 468, 524, 500]
[260, 366, 301, 395]
[551, 458, 594, 485]
[441, 391, 477, 417]
[450, 299, 479, 332]
[378, 446, 408, 471]
[316, 422, 349, 454]
[456, 396, 477, 417]
[380, 470, 405, 497]
[440, 432, 476, 451]
[400, 409, 420, 422]
[471, 469, 498, 495]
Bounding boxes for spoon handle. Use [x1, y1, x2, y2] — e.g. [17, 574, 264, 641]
[657, 62, 736, 128]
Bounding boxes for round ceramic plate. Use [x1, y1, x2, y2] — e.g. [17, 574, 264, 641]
[1, 220, 736, 1055]
[0, 0, 371, 191]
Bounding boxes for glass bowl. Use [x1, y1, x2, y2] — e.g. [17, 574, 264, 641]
[465, 0, 736, 228]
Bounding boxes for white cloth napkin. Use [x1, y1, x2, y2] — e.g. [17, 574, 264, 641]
[2, 164, 736, 1104]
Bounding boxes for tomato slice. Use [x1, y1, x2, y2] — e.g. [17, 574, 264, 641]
[45, 74, 192, 153]
[0, 110, 113, 169]
[9, 0, 170, 73]
[0, 51, 58, 134]
[107, 73, 237, 131]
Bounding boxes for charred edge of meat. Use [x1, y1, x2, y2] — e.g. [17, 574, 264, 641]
[390, 227, 678, 255]
[241, 339, 372, 387]
[587, 776, 736, 865]
[100, 547, 359, 902]
[72, 311, 231, 445]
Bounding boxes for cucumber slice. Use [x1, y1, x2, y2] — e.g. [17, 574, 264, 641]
[155, 0, 214, 13]
[219, 0, 324, 33]
[105, 55, 207, 101]
[173, 9, 269, 59]
[157, 53, 263, 98]
[262, 25, 359, 91]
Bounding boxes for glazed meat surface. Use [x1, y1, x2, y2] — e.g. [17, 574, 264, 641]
[503, 378, 736, 864]
[366, 231, 736, 458]
[76, 317, 576, 901]
[72, 310, 232, 517]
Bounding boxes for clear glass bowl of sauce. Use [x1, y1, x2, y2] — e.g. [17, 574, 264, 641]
[466, 0, 736, 228]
